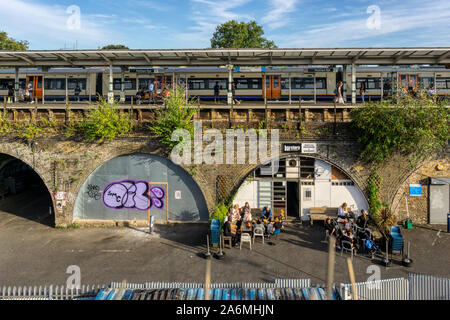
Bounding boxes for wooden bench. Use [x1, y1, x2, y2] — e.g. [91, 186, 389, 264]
[309, 207, 338, 225]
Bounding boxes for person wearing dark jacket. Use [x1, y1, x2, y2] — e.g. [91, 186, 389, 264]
[223, 220, 238, 246]
[214, 81, 220, 104]
[7, 82, 14, 103]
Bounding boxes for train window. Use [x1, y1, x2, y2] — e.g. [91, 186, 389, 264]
[281, 78, 289, 89]
[250, 78, 261, 89]
[0, 79, 16, 90]
[436, 78, 450, 89]
[291, 77, 314, 89]
[138, 78, 154, 90]
[113, 79, 136, 90]
[419, 77, 434, 88]
[44, 78, 65, 90]
[188, 79, 206, 90]
[68, 79, 87, 90]
[236, 78, 249, 89]
[207, 79, 227, 90]
[356, 78, 380, 89]
[316, 78, 327, 89]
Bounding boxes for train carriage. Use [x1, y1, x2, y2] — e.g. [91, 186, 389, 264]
[1, 66, 449, 103]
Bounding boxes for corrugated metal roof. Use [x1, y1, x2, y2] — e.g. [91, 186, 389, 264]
[1, 48, 449, 67]
[94, 287, 341, 300]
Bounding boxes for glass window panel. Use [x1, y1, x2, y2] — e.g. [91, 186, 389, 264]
[68, 79, 87, 90]
[188, 79, 206, 90]
[208, 79, 227, 89]
[44, 78, 65, 90]
[138, 78, 154, 89]
[236, 78, 248, 89]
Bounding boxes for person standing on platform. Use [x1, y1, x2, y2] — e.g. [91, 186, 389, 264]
[148, 81, 154, 103]
[360, 81, 366, 103]
[334, 81, 344, 104]
[7, 82, 14, 103]
[214, 81, 220, 104]
[27, 81, 34, 103]
[232, 82, 240, 105]
[74, 84, 81, 102]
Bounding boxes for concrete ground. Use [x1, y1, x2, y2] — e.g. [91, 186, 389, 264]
[1, 203, 449, 288]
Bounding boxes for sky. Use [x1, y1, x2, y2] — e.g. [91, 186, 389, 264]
[0, 0, 449, 50]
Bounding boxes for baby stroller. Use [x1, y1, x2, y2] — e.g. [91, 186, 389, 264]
[364, 237, 381, 259]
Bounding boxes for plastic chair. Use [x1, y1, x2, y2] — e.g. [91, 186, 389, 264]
[240, 233, 252, 250]
[341, 240, 355, 260]
[253, 227, 264, 244]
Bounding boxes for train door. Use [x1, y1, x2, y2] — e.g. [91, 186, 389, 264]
[399, 74, 418, 90]
[26, 76, 43, 99]
[263, 75, 281, 99]
[96, 73, 103, 97]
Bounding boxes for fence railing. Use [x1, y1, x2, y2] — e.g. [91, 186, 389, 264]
[340, 278, 409, 300]
[409, 273, 450, 300]
[2, 274, 450, 300]
[0, 285, 104, 300]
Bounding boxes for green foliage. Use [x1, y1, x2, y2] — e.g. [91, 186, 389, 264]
[0, 110, 12, 135]
[209, 202, 229, 226]
[66, 97, 135, 142]
[351, 93, 449, 165]
[210, 20, 277, 49]
[14, 118, 59, 141]
[0, 31, 28, 50]
[150, 86, 198, 149]
[367, 171, 396, 237]
[101, 44, 129, 50]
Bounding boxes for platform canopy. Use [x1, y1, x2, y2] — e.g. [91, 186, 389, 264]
[0, 47, 449, 67]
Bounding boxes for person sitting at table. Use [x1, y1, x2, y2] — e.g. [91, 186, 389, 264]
[231, 204, 241, 222]
[337, 202, 350, 223]
[356, 209, 368, 229]
[243, 208, 252, 223]
[324, 218, 336, 238]
[261, 205, 272, 221]
[266, 221, 275, 238]
[340, 223, 355, 248]
[242, 202, 251, 214]
[253, 218, 265, 233]
[223, 211, 231, 224]
[273, 217, 283, 236]
[223, 219, 238, 247]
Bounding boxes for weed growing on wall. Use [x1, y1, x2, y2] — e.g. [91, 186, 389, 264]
[150, 86, 198, 149]
[351, 93, 449, 165]
[66, 97, 135, 142]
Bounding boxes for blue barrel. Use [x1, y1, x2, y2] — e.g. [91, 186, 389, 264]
[210, 219, 221, 245]
[447, 213, 450, 233]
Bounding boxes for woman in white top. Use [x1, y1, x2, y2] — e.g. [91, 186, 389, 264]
[337, 202, 349, 223]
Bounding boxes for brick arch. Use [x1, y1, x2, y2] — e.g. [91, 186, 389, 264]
[0, 147, 56, 222]
[390, 156, 449, 223]
[70, 151, 211, 223]
[229, 153, 369, 206]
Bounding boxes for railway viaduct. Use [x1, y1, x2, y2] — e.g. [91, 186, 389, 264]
[0, 129, 446, 227]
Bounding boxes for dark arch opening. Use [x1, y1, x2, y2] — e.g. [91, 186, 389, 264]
[0, 153, 54, 226]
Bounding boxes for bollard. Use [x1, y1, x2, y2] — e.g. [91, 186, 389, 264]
[148, 215, 154, 234]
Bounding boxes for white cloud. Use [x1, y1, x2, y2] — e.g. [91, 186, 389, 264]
[170, 0, 255, 48]
[276, 0, 450, 47]
[0, 0, 125, 49]
[261, 0, 299, 29]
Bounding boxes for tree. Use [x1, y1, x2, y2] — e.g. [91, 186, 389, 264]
[101, 44, 129, 50]
[210, 20, 277, 49]
[0, 31, 29, 51]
